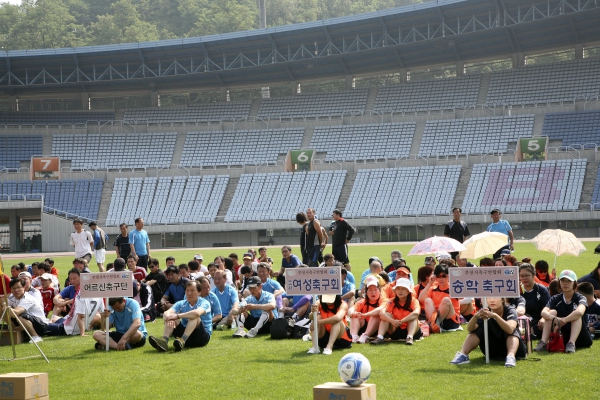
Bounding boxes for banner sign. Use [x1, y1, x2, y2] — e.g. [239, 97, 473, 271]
[449, 266, 518, 298]
[285, 266, 342, 296]
[79, 272, 134, 298]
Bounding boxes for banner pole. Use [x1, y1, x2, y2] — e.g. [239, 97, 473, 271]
[312, 295, 319, 354]
[105, 297, 109, 352]
[483, 297, 489, 365]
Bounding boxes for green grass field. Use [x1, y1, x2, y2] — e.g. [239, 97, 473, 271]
[0, 242, 598, 400]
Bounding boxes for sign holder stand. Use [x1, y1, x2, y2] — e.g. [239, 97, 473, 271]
[483, 298, 489, 365]
[311, 295, 319, 354]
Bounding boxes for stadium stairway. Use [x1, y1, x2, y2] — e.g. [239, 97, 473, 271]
[249, 99, 261, 118]
[452, 167, 473, 210]
[532, 114, 545, 137]
[410, 121, 426, 155]
[114, 109, 125, 121]
[579, 161, 599, 210]
[336, 172, 357, 211]
[170, 133, 188, 166]
[476, 73, 491, 105]
[301, 126, 315, 148]
[42, 134, 53, 155]
[365, 87, 379, 112]
[96, 181, 114, 225]
[215, 177, 239, 222]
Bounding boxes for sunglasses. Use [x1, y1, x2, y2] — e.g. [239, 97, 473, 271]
[436, 274, 448, 278]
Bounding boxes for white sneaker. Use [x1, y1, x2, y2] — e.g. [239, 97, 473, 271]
[302, 333, 312, 342]
[232, 328, 247, 338]
[245, 328, 258, 338]
[322, 348, 333, 355]
[358, 333, 369, 344]
[306, 347, 320, 354]
[351, 334, 360, 343]
[29, 336, 43, 344]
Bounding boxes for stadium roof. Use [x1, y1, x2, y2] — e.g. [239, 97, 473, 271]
[0, 0, 599, 98]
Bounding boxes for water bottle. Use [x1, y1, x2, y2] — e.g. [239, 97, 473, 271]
[231, 319, 237, 330]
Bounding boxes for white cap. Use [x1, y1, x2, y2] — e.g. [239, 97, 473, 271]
[393, 278, 412, 290]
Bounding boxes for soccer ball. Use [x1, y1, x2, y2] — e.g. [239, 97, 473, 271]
[338, 353, 371, 387]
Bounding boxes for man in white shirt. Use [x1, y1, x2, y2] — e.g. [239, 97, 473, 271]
[18, 272, 43, 310]
[3, 277, 49, 343]
[69, 219, 94, 263]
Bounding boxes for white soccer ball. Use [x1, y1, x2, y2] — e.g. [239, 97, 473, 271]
[338, 353, 371, 387]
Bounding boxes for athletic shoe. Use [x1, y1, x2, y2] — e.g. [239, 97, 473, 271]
[233, 328, 247, 338]
[405, 336, 414, 346]
[449, 352, 470, 365]
[351, 334, 360, 343]
[533, 340, 547, 352]
[302, 333, 312, 342]
[322, 348, 333, 355]
[306, 347, 320, 354]
[357, 333, 369, 344]
[94, 342, 103, 351]
[215, 324, 225, 331]
[245, 328, 258, 338]
[369, 337, 385, 345]
[173, 338, 185, 352]
[29, 336, 43, 344]
[565, 342, 576, 354]
[505, 355, 516, 367]
[149, 336, 168, 352]
[125, 343, 133, 351]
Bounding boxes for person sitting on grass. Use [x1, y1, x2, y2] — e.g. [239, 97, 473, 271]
[419, 264, 461, 334]
[307, 294, 352, 355]
[233, 276, 276, 338]
[371, 278, 422, 346]
[51, 268, 83, 320]
[3, 277, 48, 344]
[577, 282, 600, 339]
[160, 265, 189, 311]
[578, 261, 600, 297]
[534, 270, 593, 353]
[450, 297, 527, 367]
[519, 263, 550, 338]
[349, 276, 386, 344]
[197, 276, 223, 328]
[358, 258, 385, 296]
[211, 270, 239, 330]
[149, 280, 212, 352]
[548, 279, 561, 296]
[127, 255, 147, 281]
[534, 260, 555, 287]
[256, 262, 286, 317]
[340, 267, 356, 308]
[38, 273, 59, 317]
[93, 297, 147, 351]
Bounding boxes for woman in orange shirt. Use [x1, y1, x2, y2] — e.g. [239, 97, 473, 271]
[308, 294, 352, 355]
[418, 264, 461, 334]
[371, 278, 422, 345]
[349, 276, 386, 344]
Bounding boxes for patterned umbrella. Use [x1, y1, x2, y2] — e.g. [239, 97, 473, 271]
[459, 231, 509, 259]
[408, 236, 466, 256]
[531, 229, 586, 268]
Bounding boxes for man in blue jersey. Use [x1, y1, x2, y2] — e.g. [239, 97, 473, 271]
[197, 276, 222, 327]
[149, 280, 212, 352]
[486, 209, 515, 260]
[129, 217, 151, 271]
[232, 276, 276, 338]
[211, 270, 239, 330]
[93, 296, 147, 350]
[257, 262, 285, 317]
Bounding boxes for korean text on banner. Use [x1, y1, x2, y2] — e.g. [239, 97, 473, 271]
[79, 272, 134, 298]
[448, 266, 519, 298]
[285, 267, 342, 296]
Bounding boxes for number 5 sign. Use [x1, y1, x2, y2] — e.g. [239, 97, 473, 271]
[30, 156, 61, 180]
[517, 137, 547, 162]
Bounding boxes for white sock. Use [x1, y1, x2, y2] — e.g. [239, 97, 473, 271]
[377, 335, 384, 340]
[253, 312, 269, 331]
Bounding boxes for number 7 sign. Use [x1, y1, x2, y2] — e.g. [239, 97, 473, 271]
[31, 156, 61, 180]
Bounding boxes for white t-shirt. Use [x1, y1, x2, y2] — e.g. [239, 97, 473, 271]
[190, 271, 204, 280]
[63, 295, 104, 335]
[27, 287, 43, 310]
[9, 292, 48, 323]
[199, 264, 208, 274]
[70, 230, 94, 258]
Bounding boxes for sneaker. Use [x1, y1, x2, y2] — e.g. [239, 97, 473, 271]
[29, 336, 43, 344]
[505, 355, 516, 367]
[369, 337, 385, 345]
[533, 340, 547, 352]
[351, 334, 360, 343]
[125, 343, 133, 351]
[245, 328, 258, 338]
[232, 328, 247, 338]
[94, 342, 103, 351]
[357, 333, 369, 344]
[405, 336, 414, 346]
[322, 348, 333, 355]
[306, 347, 320, 354]
[565, 342, 576, 354]
[215, 324, 226, 331]
[173, 338, 185, 352]
[149, 336, 168, 352]
[449, 352, 470, 365]
[302, 333, 312, 342]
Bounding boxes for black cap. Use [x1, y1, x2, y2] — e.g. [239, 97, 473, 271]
[113, 258, 126, 271]
[246, 276, 261, 287]
[89, 221, 97, 227]
[165, 265, 179, 275]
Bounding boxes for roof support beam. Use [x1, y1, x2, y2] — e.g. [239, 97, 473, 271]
[378, 17, 405, 68]
[267, 34, 295, 80]
[323, 26, 349, 74]
[199, 42, 224, 86]
[568, 17, 581, 43]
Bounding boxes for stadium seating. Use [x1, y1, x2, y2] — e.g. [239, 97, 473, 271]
[591, 165, 600, 210]
[52, 132, 177, 169]
[123, 102, 251, 122]
[486, 58, 600, 105]
[542, 109, 600, 148]
[463, 159, 586, 213]
[344, 166, 461, 217]
[310, 122, 415, 161]
[180, 128, 304, 167]
[373, 75, 481, 113]
[0, 135, 43, 169]
[225, 170, 346, 222]
[0, 111, 114, 125]
[419, 115, 534, 157]
[256, 89, 368, 118]
[0, 179, 103, 221]
[105, 175, 228, 225]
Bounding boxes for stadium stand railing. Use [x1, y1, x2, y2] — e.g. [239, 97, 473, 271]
[224, 170, 346, 222]
[0, 111, 115, 127]
[122, 101, 252, 123]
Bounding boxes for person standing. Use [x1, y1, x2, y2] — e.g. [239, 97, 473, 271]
[329, 209, 355, 269]
[305, 208, 325, 267]
[296, 212, 309, 264]
[444, 207, 470, 260]
[113, 223, 131, 261]
[486, 209, 514, 260]
[69, 219, 94, 263]
[89, 222, 108, 272]
[129, 217, 151, 271]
